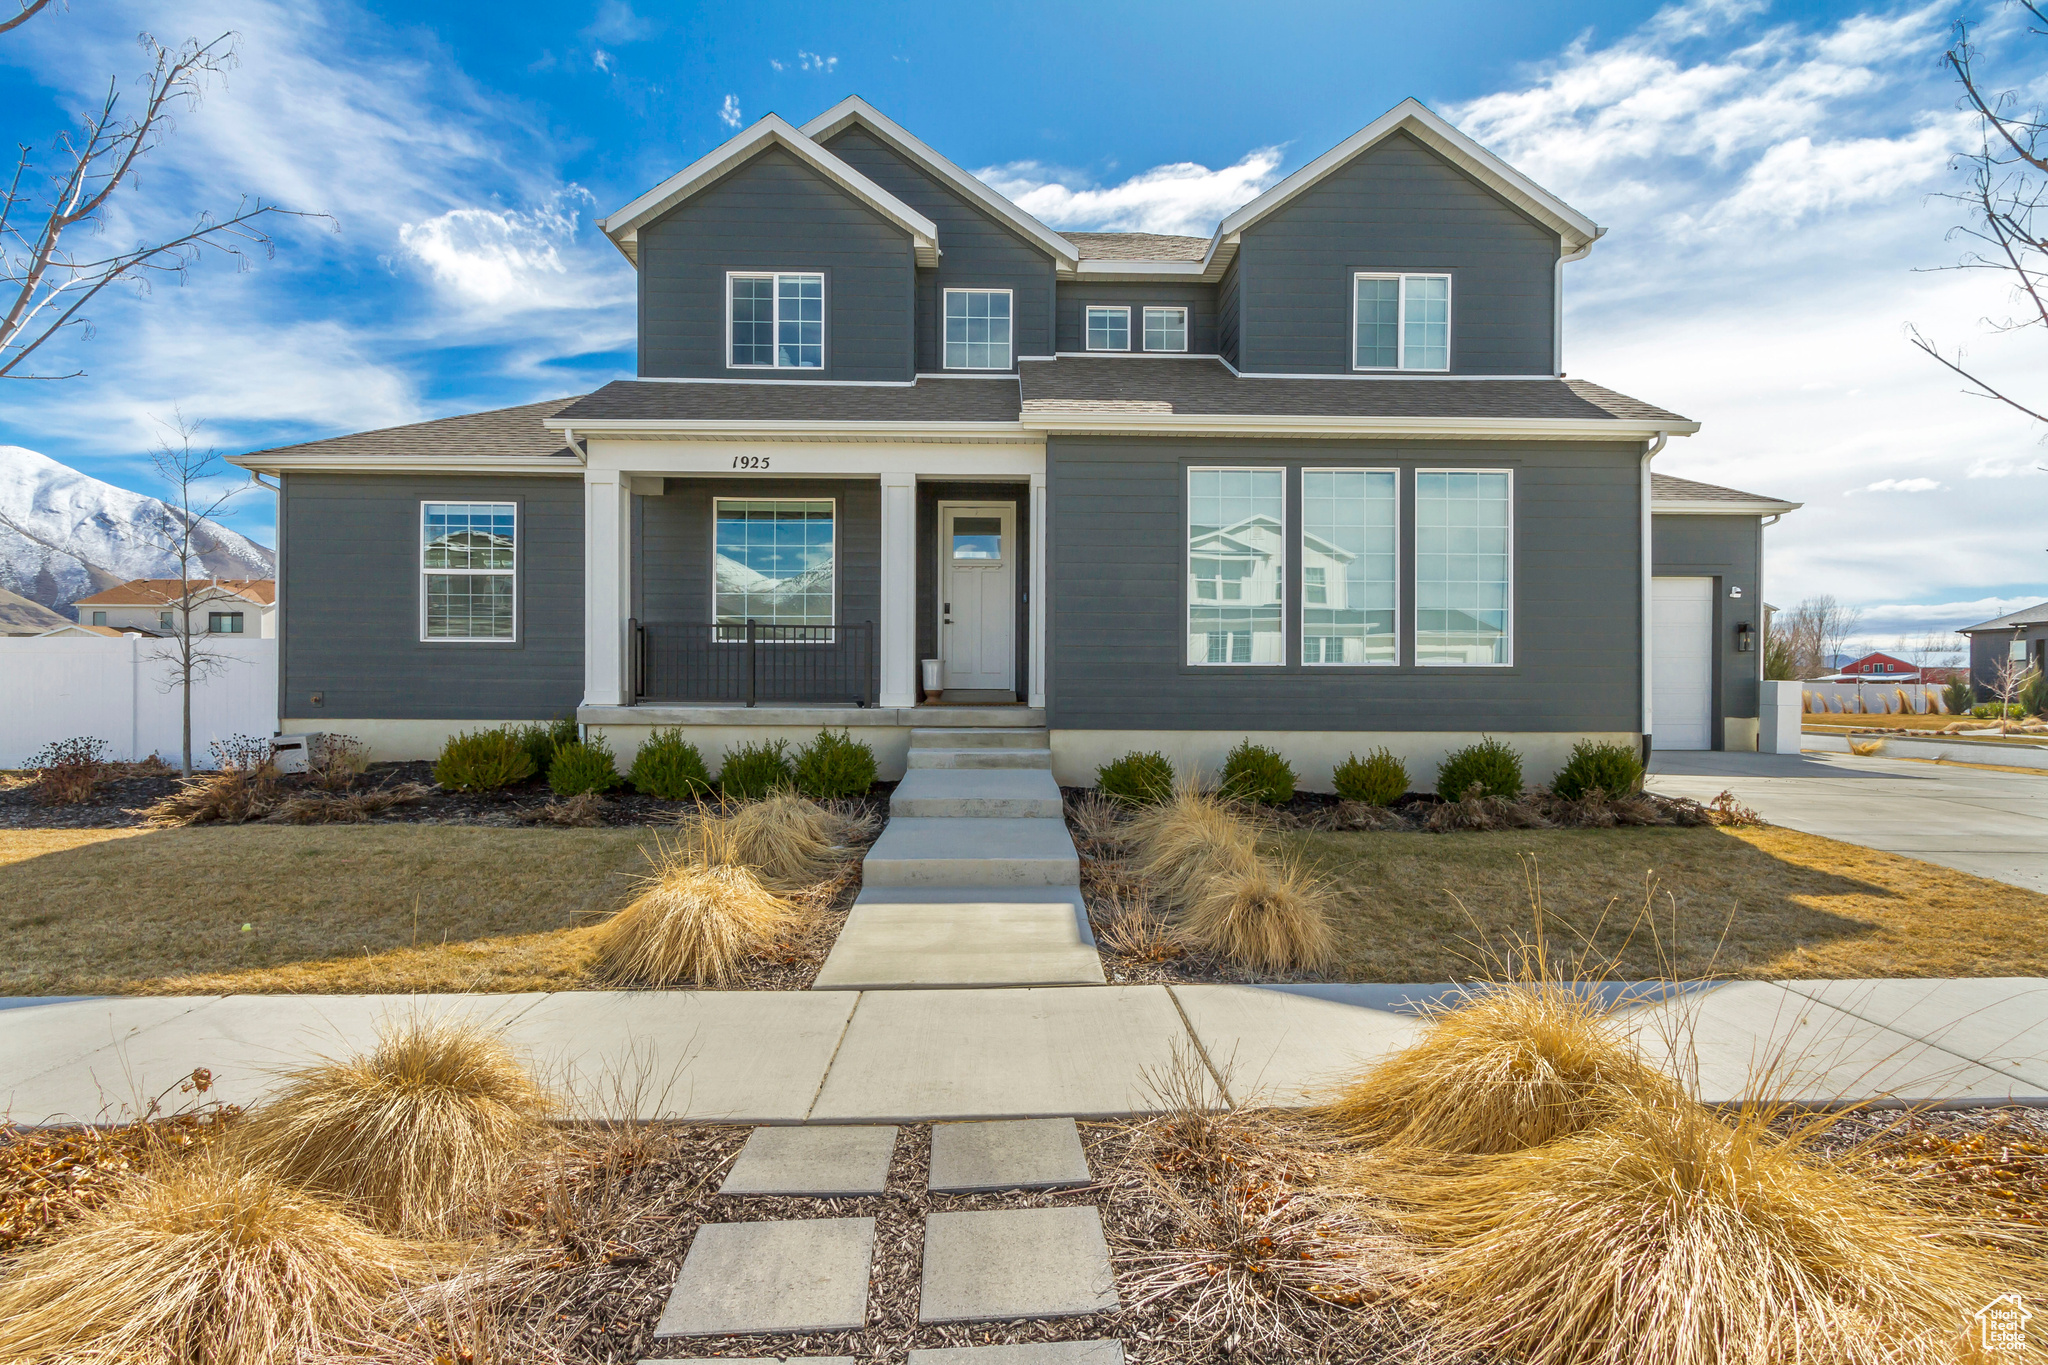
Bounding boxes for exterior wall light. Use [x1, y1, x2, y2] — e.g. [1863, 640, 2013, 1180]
[1735, 622, 1754, 652]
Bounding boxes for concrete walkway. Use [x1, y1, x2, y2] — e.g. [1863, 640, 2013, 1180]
[1648, 749, 2048, 892]
[4, 978, 2043, 1127]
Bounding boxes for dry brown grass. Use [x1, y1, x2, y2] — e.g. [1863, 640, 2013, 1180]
[1127, 781, 1262, 909]
[0, 827, 654, 995]
[265, 782, 433, 824]
[1847, 737, 1888, 757]
[677, 791, 875, 891]
[138, 766, 281, 826]
[0, 1151, 445, 1365]
[229, 1018, 556, 1237]
[1181, 853, 1336, 974]
[588, 830, 800, 987]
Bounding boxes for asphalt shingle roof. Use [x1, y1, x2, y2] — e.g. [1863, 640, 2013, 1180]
[555, 378, 1024, 423]
[1059, 232, 1211, 262]
[1651, 472, 1796, 507]
[1961, 601, 2048, 633]
[241, 397, 584, 463]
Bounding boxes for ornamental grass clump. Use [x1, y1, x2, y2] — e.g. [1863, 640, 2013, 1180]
[718, 738, 794, 800]
[230, 1017, 556, 1238]
[0, 1152, 443, 1365]
[1435, 736, 1524, 801]
[1096, 749, 1175, 805]
[1219, 739, 1296, 805]
[626, 728, 713, 800]
[139, 765, 281, 827]
[1182, 852, 1335, 973]
[433, 728, 536, 792]
[1548, 739, 1644, 801]
[1127, 780, 1262, 910]
[590, 829, 798, 987]
[682, 791, 872, 890]
[1332, 747, 1408, 806]
[792, 727, 877, 798]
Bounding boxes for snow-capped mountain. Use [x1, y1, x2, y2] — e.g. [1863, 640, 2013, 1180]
[0, 445, 275, 615]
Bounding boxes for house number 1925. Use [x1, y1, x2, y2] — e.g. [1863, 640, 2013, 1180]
[731, 455, 771, 470]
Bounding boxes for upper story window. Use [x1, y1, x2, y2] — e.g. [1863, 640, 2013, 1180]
[158, 611, 174, 630]
[730, 272, 824, 369]
[423, 501, 516, 642]
[1085, 305, 1129, 351]
[1353, 273, 1451, 372]
[91, 611, 106, 626]
[1187, 468, 1285, 666]
[944, 289, 1012, 369]
[1302, 469, 1398, 665]
[1414, 471, 1510, 666]
[208, 612, 245, 634]
[1143, 306, 1188, 352]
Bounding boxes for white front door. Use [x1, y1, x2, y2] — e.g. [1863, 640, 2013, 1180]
[939, 502, 1016, 695]
[1652, 576, 1715, 750]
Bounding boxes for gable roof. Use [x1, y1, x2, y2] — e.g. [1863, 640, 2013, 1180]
[233, 398, 586, 474]
[601, 113, 940, 268]
[1217, 98, 1600, 258]
[803, 97, 1079, 269]
[1961, 600, 2048, 633]
[1650, 472, 1801, 515]
[75, 578, 275, 607]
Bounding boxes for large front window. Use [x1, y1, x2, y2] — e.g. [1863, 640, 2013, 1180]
[730, 272, 824, 369]
[1187, 468, 1285, 666]
[423, 502, 515, 641]
[1415, 471, 1510, 665]
[1302, 469, 1397, 665]
[714, 498, 835, 632]
[944, 289, 1013, 369]
[1354, 273, 1451, 371]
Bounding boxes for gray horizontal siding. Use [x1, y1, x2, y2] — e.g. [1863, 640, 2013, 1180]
[637, 145, 916, 381]
[1216, 255, 1241, 367]
[1654, 512, 1764, 729]
[279, 472, 584, 720]
[821, 127, 1056, 371]
[1238, 130, 1558, 376]
[1047, 436, 1642, 732]
[1054, 282, 1219, 354]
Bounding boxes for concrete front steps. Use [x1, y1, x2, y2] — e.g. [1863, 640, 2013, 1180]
[816, 727, 1105, 989]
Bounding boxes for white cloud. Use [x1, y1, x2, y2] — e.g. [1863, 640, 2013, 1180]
[976, 147, 1284, 237]
[798, 50, 837, 73]
[583, 0, 653, 44]
[397, 190, 618, 311]
[1855, 477, 1944, 493]
[770, 58, 784, 72]
[719, 93, 742, 129]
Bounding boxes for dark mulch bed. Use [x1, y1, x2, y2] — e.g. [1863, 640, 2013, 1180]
[0, 762, 895, 832]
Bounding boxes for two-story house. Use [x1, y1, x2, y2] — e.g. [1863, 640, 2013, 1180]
[232, 98, 1798, 784]
[67, 578, 277, 638]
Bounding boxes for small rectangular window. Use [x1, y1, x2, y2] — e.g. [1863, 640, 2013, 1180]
[1354, 274, 1451, 371]
[1303, 469, 1399, 666]
[208, 612, 245, 634]
[944, 289, 1013, 369]
[1415, 470, 1511, 665]
[1085, 305, 1129, 351]
[729, 272, 824, 369]
[1142, 305, 1187, 352]
[159, 611, 174, 630]
[1188, 468, 1285, 666]
[714, 498, 835, 632]
[91, 611, 106, 626]
[423, 502, 516, 641]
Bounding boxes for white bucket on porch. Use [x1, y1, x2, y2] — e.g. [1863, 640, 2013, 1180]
[921, 658, 941, 696]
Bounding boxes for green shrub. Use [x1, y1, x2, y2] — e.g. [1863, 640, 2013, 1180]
[1971, 702, 2023, 719]
[1219, 739, 1296, 806]
[719, 739, 793, 800]
[1550, 740, 1645, 801]
[1332, 748, 1408, 806]
[1436, 737, 1524, 801]
[627, 729, 713, 800]
[2023, 671, 2048, 719]
[509, 716, 579, 776]
[1943, 676, 1976, 716]
[1096, 750, 1175, 805]
[547, 737, 621, 796]
[793, 728, 878, 799]
[433, 729, 536, 792]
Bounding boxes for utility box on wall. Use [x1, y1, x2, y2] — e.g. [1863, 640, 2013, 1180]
[1758, 680, 1803, 755]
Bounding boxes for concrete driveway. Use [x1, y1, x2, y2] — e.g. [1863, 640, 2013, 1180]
[1648, 750, 2048, 893]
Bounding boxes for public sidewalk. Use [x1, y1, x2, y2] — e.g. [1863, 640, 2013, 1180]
[3, 977, 2043, 1127]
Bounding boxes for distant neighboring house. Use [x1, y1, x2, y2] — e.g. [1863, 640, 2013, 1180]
[1959, 600, 2048, 699]
[68, 579, 276, 639]
[1838, 651, 1914, 678]
[34, 622, 164, 638]
[1812, 652, 1960, 686]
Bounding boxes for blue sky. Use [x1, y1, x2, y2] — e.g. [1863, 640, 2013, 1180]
[2, 0, 2044, 650]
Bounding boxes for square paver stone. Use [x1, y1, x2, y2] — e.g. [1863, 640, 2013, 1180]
[918, 1206, 1119, 1324]
[929, 1118, 1092, 1192]
[909, 1344, 1124, 1363]
[654, 1217, 874, 1337]
[722, 1125, 899, 1196]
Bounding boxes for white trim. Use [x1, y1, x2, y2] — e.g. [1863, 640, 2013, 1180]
[1351, 272, 1453, 373]
[1299, 467, 1399, 667]
[941, 287, 1016, 370]
[1017, 412, 1698, 440]
[1186, 465, 1288, 669]
[420, 500, 518, 644]
[602, 114, 939, 267]
[711, 494, 839, 630]
[1084, 304, 1131, 352]
[879, 474, 916, 706]
[1213, 355, 1558, 380]
[1051, 350, 1220, 361]
[1029, 470, 1047, 708]
[1142, 305, 1190, 353]
[936, 500, 1019, 692]
[1216, 98, 1600, 259]
[1652, 499, 1802, 515]
[1412, 468, 1514, 668]
[799, 97, 1080, 268]
[725, 270, 827, 371]
[1074, 258, 1220, 279]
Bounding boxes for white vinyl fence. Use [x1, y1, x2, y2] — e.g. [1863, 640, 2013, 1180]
[1800, 682, 1951, 716]
[0, 636, 278, 768]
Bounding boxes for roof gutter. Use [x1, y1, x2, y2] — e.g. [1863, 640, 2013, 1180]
[1640, 431, 1668, 749]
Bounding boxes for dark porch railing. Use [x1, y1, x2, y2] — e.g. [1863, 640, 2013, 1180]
[632, 619, 875, 707]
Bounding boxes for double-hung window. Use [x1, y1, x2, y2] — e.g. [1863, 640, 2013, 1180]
[944, 289, 1012, 369]
[1414, 471, 1511, 665]
[1302, 469, 1398, 665]
[729, 272, 824, 369]
[1187, 468, 1285, 666]
[1353, 273, 1451, 371]
[1143, 306, 1188, 352]
[1085, 305, 1129, 351]
[208, 611, 245, 634]
[423, 502, 516, 641]
[713, 498, 836, 637]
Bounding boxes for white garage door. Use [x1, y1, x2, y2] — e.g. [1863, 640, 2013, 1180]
[1652, 576, 1714, 751]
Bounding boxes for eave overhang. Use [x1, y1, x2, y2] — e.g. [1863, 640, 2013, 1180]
[1651, 498, 1802, 515]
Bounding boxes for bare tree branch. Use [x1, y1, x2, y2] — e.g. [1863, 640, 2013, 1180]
[0, 31, 332, 380]
[0, 0, 53, 38]
[1907, 324, 2048, 424]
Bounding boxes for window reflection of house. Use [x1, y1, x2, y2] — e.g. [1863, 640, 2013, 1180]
[1187, 513, 1285, 664]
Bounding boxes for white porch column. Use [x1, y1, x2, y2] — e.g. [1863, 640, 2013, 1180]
[879, 473, 916, 707]
[1029, 471, 1047, 709]
[583, 471, 632, 707]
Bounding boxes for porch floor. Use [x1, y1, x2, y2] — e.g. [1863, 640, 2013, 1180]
[579, 704, 1046, 728]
